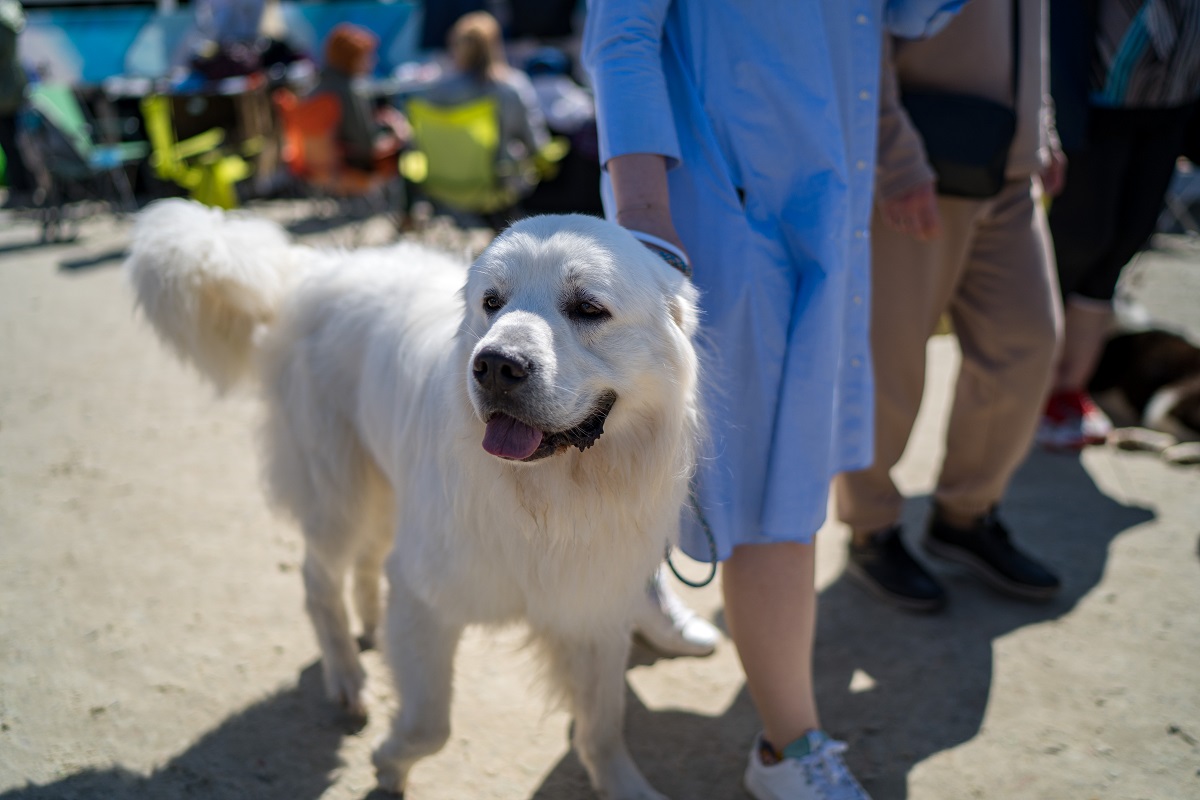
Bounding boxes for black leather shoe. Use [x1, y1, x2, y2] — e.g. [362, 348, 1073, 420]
[923, 506, 1061, 601]
[847, 525, 947, 612]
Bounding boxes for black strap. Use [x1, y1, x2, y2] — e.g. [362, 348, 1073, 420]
[1010, 0, 1021, 106]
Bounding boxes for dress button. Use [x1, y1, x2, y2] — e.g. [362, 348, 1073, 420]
[859, 89, 871, 101]
[853, 295, 863, 305]
[856, 159, 867, 171]
[856, 14, 869, 25]
[854, 229, 866, 239]
[851, 358, 862, 368]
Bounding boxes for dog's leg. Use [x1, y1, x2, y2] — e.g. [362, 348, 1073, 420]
[542, 632, 668, 800]
[352, 535, 389, 651]
[302, 545, 367, 717]
[373, 578, 464, 795]
[352, 473, 394, 651]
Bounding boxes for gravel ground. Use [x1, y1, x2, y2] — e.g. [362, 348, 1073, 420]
[0, 202, 1197, 800]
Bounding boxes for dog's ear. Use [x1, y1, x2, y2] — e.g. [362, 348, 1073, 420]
[668, 283, 699, 337]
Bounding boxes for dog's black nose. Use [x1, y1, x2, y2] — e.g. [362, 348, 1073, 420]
[473, 349, 529, 391]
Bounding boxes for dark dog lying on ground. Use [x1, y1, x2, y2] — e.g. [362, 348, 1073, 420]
[1090, 328, 1200, 465]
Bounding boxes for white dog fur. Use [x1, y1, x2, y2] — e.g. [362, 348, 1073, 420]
[125, 199, 702, 799]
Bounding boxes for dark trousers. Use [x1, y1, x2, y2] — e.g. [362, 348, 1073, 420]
[1049, 105, 1193, 301]
[0, 112, 35, 193]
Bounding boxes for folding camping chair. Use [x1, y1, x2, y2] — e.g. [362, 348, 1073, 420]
[24, 84, 149, 241]
[272, 88, 403, 242]
[399, 95, 567, 230]
[140, 94, 257, 210]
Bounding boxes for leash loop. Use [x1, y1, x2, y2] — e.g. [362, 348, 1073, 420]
[665, 485, 719, 588]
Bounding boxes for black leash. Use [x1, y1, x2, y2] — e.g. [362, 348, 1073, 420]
[665, 485, 718, 588]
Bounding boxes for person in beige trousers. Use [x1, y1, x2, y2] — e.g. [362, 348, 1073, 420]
[834, 0, 1065, 612]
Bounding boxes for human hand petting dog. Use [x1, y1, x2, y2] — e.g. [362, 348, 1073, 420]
[881, 180, 943, 241]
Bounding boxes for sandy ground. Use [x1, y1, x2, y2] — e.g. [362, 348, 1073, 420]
[0, 202, 1198, 800]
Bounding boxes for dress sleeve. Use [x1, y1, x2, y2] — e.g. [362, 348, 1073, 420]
[875, 36, 936, 202]
[581, 0, 681, 169]
[885, 0, 969, 40]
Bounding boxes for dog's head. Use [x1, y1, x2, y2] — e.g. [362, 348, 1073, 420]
[458, 214, 700, 463]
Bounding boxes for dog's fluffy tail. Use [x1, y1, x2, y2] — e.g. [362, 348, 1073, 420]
[125, 199, 313, 391]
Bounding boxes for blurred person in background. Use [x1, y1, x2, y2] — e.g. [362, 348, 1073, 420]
[313, 23, 409, 176]
[1038, 0, 1200, 449]
[416, 10, 550, 202]
[835, 0, 1065, 613]
[0, 0, 34, 209]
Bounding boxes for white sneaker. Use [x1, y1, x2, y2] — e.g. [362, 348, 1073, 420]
[744, 731, 872, 800]
[632, 565, 719, 657]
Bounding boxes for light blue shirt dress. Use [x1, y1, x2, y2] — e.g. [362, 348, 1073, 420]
[582, 0, 962, 561]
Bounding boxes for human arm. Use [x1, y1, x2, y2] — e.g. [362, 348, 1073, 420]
[876, 35, 942, 240]
[1040, 134, 1067, 198]
[608, 153, 683, 252]
[374, 104, 410, 148]
[582, 0, 683, 249]
[1039, 20, 1067, 198]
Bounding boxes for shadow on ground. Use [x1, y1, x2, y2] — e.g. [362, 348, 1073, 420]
[284, 213, 375, 238]
[536, 449, 1154, 800]
[0, 238, 63, 256]
[806, 449, 1153, 800]
[59, 248, 128, 272]
[1, 451, 1152, 800]
[0, 664, 357, 800]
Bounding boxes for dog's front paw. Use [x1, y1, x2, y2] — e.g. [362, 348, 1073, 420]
[322, 658, 368, 718]
[372, 737, 411, 795]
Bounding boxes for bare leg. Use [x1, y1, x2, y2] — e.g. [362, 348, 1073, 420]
[373, 579, 464, 794]
[541, 631, 667, 800]
[722, 541, 818, 748]
[1054, 295, 1114, 392]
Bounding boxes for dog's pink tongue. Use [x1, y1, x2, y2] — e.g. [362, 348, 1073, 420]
[483, 414, 544, 460]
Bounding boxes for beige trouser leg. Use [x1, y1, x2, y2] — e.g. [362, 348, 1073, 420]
[835, 178, 1061, 537]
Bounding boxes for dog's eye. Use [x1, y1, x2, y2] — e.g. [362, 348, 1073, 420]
[482, 294, 503, 313]
[571, 299, 610, 321]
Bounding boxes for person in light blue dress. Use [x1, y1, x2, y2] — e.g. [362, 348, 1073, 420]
[583, 2, 963, 797]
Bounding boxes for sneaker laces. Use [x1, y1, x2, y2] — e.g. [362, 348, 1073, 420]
[799, 739, 868, 798]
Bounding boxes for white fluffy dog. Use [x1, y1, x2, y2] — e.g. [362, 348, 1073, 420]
[125, 199, 701, 799]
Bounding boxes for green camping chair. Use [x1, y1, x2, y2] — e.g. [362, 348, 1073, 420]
[140, 94, 256, 210]
[26, 84, 148, 216]
[400, 96, 567, 224]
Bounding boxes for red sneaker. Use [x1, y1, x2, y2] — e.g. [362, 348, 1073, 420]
[1037, 390, 1112, 450]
